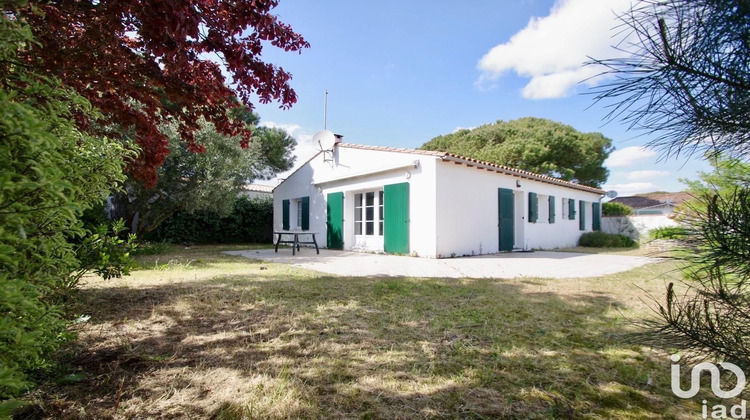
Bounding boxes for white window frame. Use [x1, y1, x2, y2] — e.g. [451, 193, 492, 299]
[296, 199, 303, 229]
[354, 190, 383, 237]
[538, 194, 549, 224]
[378, 190, 384, 236]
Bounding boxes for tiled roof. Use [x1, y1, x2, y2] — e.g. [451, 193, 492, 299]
[243, 184, 275, 193]
[611, 192, 692, 209]
[339, 143, 446, 157]
[610, 196, 664, 209]
[338, 143, 605, 194]
[638, 191, 692, 205]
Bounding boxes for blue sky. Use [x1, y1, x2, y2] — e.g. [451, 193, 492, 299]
[252, 0, 712, 196]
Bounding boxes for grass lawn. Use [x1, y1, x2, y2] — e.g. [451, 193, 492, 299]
[556, 243, 686, 260]
[553, 246, 647, 256]
[23, 245, 724, 418]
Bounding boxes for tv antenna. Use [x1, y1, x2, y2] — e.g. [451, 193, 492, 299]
[324, 90, 328, 130]
[605, 190, 618, 199]
[314, 90, 336, 164]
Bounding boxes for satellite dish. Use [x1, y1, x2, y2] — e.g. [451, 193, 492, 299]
[606, 190, 618, 199]
[313, 130, 336, 151]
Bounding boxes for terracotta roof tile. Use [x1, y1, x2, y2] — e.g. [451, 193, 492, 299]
[610, 196, 663, 208]
[339, 143, 604, 194]
[339, 143, 445, 157]
[243, 184, 274, 193]
[639, 191, 692, 204]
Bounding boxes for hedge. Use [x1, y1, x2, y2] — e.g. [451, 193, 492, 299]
[602, 201, 633, 216]
[147, 196, 273, 244]
[648, 226, 688, 240]
[578, 231, 637, 248]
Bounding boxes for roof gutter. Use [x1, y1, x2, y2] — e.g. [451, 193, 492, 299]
[314, 160, 420, 187]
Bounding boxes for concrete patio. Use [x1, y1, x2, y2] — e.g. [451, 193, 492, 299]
[225, 248, 657, 279]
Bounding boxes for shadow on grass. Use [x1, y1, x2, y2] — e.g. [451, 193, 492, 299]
[130, 243, 273, 269]
[25, 268, 706, 419]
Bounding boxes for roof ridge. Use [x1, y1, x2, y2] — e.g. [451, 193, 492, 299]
[244, 183, 275, 192]
[338, 143, 604, 194]
[338, 142, 446, 156]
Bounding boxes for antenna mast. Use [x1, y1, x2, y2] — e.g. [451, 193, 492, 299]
[323, 90, 328, 130]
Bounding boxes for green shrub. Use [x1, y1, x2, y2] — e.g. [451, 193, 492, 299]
[0, 87, 128, 401]
[578, 232, 637, 248]
[73, 220, 137, 285]
[131, 241, 172, 256]
[0, 15, 129, 406]
[79, 200, 110, 233]
[602, 201, 633, 216]
[648, 226, 688, 240]
[147, 196, 273, 244]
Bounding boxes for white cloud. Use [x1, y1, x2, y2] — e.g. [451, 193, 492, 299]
[520, 66, 602, 99]
[624, 169, 670, 181]
[602, 182, 660, 197]
[453, 126, 477, 133]
[260, 121, 302, 136]
[604, 146, 657, 168]
[477, 0, 633, 99]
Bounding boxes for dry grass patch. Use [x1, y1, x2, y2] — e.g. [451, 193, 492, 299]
[19, 245, 719, 418]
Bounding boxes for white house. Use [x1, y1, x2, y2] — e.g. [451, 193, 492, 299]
[273, 140, 604, 258]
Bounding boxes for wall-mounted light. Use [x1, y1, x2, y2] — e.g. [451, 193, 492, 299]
[516, 180, 521, 188]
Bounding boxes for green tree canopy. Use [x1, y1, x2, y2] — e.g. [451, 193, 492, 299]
[675, 155, 750, 219]
[111, 115, 296, 238]
[420, 117, 613, 188]
[682, 156, 750, 196]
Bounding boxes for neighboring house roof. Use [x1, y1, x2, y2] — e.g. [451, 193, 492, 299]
[243, 184, 275, 193]
[637, 191, 692, 205]
[611, 191, 691, 209]
[610, 196, 664, 209]
[339, 143, 605, 194]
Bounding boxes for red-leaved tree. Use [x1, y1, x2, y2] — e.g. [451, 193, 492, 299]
[9, 0, 308, 185]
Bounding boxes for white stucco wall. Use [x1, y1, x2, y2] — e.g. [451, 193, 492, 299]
[602, 215, 680, 239]
[272, 159, 327, 237]
[275, 144, 603, 258]
[273, 146, 439, 257]
[434, 161, 603, 256]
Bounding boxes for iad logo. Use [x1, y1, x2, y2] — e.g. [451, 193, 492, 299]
[671, 354, 747, 419]
[671, 354, 746, 399]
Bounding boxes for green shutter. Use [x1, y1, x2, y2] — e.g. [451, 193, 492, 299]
[579, 200, 586, 231]
[592, 202, 601, 231]
[528, 192, 538, 223]
[548, 195, 555, 224]
[568, 198, 576, 220]
[301, 196, 310, 230]
[384, 182, 409, 254]
[282, 199, 290, 230]
[327, 192, 344, 249]
[498, 188, 515, 251]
